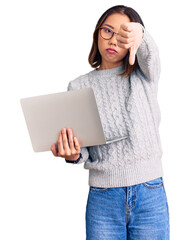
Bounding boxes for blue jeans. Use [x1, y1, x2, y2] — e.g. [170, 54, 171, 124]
[86, 177, 169, 240]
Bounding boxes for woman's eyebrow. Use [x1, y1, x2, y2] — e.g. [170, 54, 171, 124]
[104, 24, 114, 29]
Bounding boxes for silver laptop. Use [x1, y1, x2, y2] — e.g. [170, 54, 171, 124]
[20, 88, 128, 152]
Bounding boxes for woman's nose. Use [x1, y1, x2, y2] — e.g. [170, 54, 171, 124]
[108, 33, 118, 45]
[109, 34, 117, 44]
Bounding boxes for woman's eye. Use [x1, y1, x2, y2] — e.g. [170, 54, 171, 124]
[104, 28, 112, 33]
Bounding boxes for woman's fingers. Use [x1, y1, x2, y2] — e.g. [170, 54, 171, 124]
[117, 40, 134, 50]
[51, 142, 58, 156]
[117, 35, 134, 45]
[74, 137, 81, 153]
[62, 128, 71, 155]
[67, 128, 81, 154]
[118, 29, 133, 39]
[67, 128, 75, 151]
[57, 130, 66, 157]
[51, 128, 81, 159]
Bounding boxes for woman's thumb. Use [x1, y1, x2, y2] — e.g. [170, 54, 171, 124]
[129, 46, 136, 65]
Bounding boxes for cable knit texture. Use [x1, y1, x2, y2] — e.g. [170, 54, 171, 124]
[66, 28, 164, 188]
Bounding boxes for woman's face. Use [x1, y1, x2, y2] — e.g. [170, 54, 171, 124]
[97, 13, 130, 69]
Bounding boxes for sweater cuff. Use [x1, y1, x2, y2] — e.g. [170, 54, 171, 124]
[65, 152, 82, 164]
[140, 23, 145, 39]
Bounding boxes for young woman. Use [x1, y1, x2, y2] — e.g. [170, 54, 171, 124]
[51, 5, 170, 240]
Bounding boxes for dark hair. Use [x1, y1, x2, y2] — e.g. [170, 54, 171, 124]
[88, 5, 145, 78]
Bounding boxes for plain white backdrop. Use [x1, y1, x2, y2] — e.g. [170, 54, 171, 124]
[0, 0, 189, 239]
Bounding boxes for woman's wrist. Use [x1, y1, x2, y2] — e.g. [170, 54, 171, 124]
[65, 153, 82, 163]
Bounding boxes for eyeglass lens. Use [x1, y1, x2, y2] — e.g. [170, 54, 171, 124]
[100, 28, 113, 39]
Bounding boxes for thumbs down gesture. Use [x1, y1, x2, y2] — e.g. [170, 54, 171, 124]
[116, 22, 144, 65]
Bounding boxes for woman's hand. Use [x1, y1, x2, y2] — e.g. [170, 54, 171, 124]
[50, 128, 81, 161]
[116, 22, 144, 65]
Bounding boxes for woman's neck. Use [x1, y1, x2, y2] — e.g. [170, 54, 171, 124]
[97, 62, 124, 71]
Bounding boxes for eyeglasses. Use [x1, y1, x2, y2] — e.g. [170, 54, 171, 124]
[99, 27, 119, 40]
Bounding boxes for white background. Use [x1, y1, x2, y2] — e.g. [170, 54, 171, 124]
[0, 0, 189, 239]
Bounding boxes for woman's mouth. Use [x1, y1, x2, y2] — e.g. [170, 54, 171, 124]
[106, 48, 117, 54]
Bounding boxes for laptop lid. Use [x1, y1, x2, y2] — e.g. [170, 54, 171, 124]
[20, 88, 107, 152]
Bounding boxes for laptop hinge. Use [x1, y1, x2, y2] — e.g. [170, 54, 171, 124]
[106, 136, 128, 144]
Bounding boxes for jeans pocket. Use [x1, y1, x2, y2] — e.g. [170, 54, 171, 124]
[89, 186, 109, 193]
[142, 177, 163, 189]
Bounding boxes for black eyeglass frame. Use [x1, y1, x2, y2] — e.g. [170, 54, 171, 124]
[99, 27, 119, 40]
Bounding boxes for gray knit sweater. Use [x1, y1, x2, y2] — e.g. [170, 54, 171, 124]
[66, 27, 164, 188]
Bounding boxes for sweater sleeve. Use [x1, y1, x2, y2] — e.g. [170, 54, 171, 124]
[64, 81, 91, 164]
[136, 27, 161, 83]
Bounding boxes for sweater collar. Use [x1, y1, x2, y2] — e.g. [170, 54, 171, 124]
[91, 63, 125, 76]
